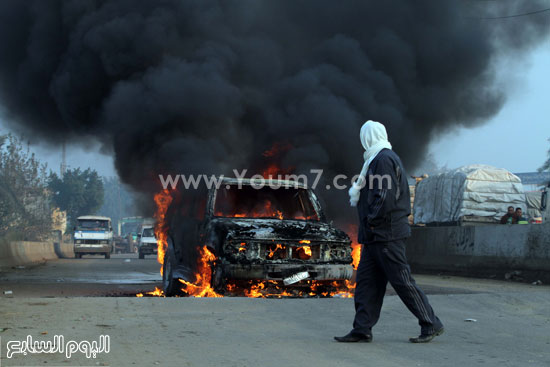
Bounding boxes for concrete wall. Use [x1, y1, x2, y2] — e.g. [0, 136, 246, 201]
[54, 241, 75, 259]
[406, 223, 550, 280]
[0, 240, 74, 270]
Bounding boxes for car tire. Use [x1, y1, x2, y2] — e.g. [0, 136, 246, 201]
[162, 239, 178, 297]
[105, 252, 110, 259]
[212, 264, 225, 293]
[139, 252, 144, 259]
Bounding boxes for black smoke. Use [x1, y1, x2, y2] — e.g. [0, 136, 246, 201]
[0, 1, 548, 220]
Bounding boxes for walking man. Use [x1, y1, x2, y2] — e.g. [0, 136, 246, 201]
[335, 120, 444, 343]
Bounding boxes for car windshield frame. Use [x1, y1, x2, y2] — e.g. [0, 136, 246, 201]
[76, 220, 109, 231]
[212, 184, 320, 221]
[142, 228, 155, 237]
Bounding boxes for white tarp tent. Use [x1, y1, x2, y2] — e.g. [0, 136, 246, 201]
[525, 191, 543, 219]
[413, 165, 526, 224]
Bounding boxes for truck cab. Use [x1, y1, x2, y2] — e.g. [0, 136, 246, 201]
[73, 215, 113, 259]
[138, 225, 157, 259]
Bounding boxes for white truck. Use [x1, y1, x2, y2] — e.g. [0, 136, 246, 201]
[137, 225, 157, 259]
[73, 215, 114, 259]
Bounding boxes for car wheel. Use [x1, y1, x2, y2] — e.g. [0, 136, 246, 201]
[139, 252, 144, 259]
[212, 264, 225, 293]
[162, 242, 178, 297]
[105, 252, 110, 259]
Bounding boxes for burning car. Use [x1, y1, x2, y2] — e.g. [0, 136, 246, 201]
[162, 178, 353, 296]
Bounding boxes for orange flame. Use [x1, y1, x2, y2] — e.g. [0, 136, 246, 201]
[215, 198, 289, 220]
[151, 189, 221, 298]
[262, 142, 293, 158]
[142, 181, 359, 299]
[241, 280, 293, 298]
[136, 287, 165, 297]
[216, 279, 354, 298]
[347, 224, 362, 270]
[261, 143, 295, 179]
[178, 246, 223, 298]
[262, 164, 282, 179]
[154, 189, 173, 274]
[267, 244, 285, 259]
[299, 240, 312, 256]
[243, 281, 266, 298]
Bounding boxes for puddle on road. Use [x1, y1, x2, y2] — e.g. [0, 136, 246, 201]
[63, 276, 161, 285]
[5, 272, 161, 285]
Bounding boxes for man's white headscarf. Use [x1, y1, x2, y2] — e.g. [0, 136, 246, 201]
[348, 120, 392, 207]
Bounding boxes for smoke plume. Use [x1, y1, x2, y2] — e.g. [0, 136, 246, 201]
[0, 1, 548, 218]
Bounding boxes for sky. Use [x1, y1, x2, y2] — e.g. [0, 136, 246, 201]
[424, 40, 550, 175]
[1, 37, 549, 179]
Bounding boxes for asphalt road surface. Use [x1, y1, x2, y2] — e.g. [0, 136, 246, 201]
[0, 254, 162, 297]
[0, 253, 496, 297]
[0, 255, 549, 366]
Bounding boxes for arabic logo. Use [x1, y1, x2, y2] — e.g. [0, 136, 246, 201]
[6, 335, 110, 359]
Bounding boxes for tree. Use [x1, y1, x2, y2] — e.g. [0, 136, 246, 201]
[0, 134, 51, 240]
[539, 138, 550, 173]
[48, 168, 104, 229]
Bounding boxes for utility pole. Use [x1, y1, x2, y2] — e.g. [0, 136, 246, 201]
[117, 180, 122, 236]
[60, 142, 67, 177]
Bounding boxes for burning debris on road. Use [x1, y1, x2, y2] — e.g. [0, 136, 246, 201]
[137, 279, 355, 299]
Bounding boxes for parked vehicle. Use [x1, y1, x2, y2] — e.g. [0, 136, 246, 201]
[414, 165, 526, 226]
[113, 216, 144, 253]
[73, 216, 113, 259]
[138, 225, 157, 259]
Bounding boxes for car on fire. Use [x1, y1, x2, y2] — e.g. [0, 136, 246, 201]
[162, 178, 353, 296]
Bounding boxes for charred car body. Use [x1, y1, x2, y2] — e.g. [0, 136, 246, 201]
[163, 178, 352, 296]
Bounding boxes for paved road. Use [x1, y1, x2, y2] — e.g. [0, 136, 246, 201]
[1, 256, 549, 366]
[0, 253, 496, 297]
[0, 254, 162, 297]
[1, 284, 549, 366]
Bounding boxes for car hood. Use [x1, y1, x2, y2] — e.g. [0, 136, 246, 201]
[209, 218, 350, 243]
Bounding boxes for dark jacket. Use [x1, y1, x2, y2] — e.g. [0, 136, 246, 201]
[500, 214, 517, 224]
[357, 149, 411, 244]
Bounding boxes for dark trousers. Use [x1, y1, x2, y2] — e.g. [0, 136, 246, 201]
[352, 239, 442, 335]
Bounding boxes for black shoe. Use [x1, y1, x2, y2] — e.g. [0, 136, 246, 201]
[334, 331, 373, 343]
[409, 327, 445, 343]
